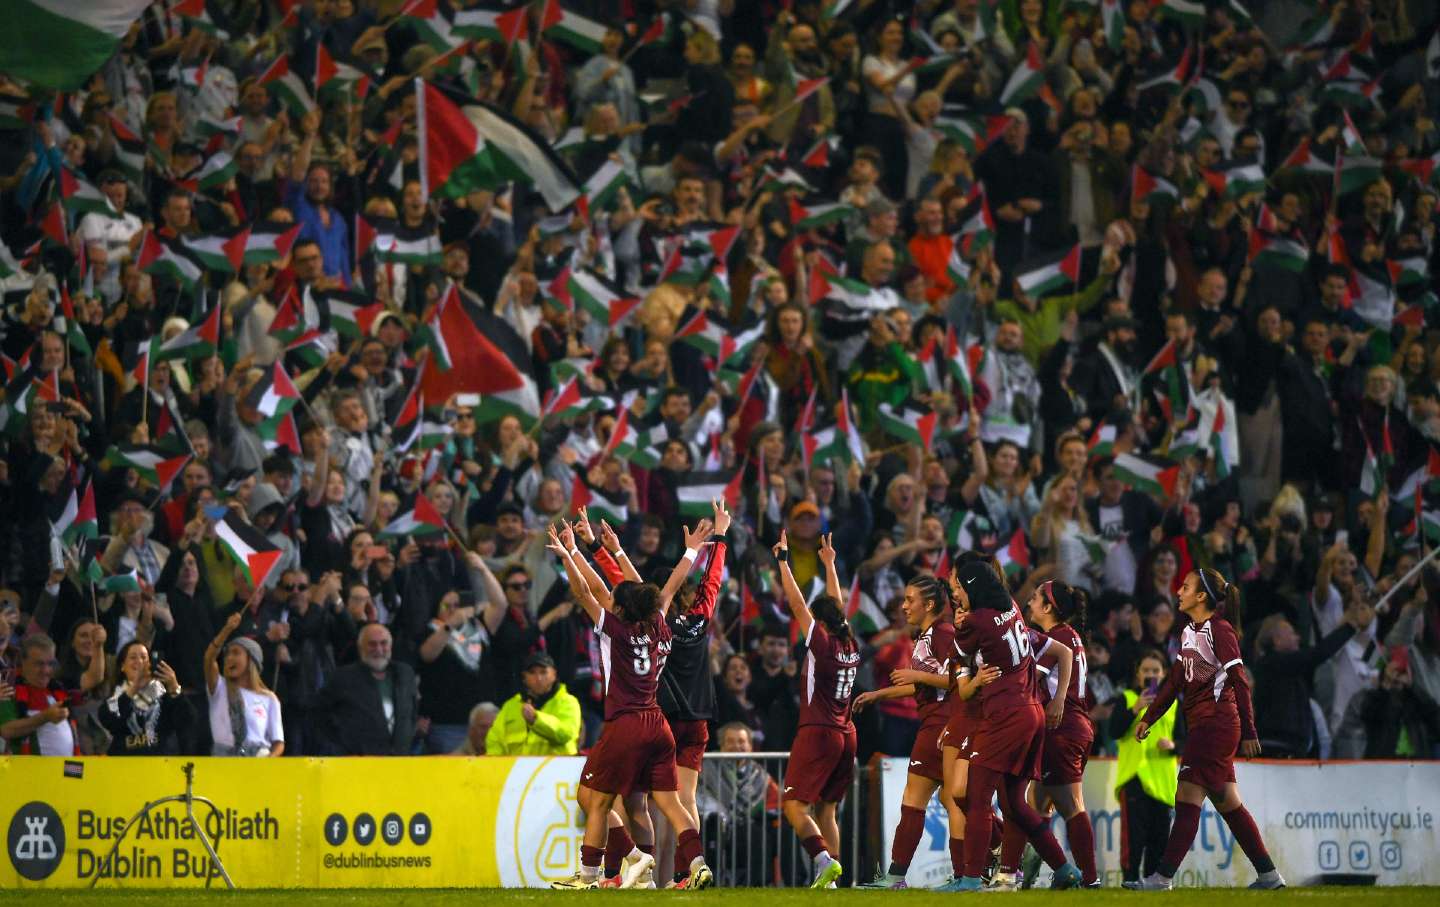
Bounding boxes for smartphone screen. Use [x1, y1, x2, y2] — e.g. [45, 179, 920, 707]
[1145, 678, 1159, 696]
[366, 545, 389, 559]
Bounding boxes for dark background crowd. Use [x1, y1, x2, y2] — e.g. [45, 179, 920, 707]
[0, 0, 1438, 765]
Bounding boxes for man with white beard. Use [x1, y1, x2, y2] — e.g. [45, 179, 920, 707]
[312, 624, 419, 755]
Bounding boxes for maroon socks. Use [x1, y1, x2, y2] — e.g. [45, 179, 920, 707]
[1067, 812, 1097, 884]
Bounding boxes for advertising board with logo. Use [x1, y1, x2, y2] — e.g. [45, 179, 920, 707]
[877, 757, 1440, 887]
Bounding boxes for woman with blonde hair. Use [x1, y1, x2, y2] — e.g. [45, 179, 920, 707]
[1031, 473, 1096, 592]
[204, 612, 284, 757]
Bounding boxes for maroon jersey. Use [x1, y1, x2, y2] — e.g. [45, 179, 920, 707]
[800, 621, 861, 729]
[913, 619, 956, 728]
[1144, 616, 1256, 739]
[955, 604, 1054, 718]
[597, 610, 673, 720]
[1036, 623, 1089, 715]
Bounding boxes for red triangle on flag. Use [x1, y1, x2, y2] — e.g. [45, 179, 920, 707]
[498, 5, 530, 44]
[315, 43, 338, 90]
[413, 492, 448, 530]
[155, 455, 193, 490]
[917, 410, 938, 452]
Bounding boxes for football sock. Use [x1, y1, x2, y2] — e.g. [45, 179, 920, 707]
[1067, 812, 1097, 884]
[580, 844, 604, 881]
[1000, 820, 1027, 872]
[675, 828, 703, 871]
[949, 838, 965, 877]
[1221, 806, 1275, 874]
[1159, 802, 1202, 878]
[889, 805, 926, 875]
[962, 763, 1001, 878]
[802, 834, 829, 860]
[604, 825, 635, 877]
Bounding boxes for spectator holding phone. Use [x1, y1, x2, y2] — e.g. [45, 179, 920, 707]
[1108, 650, 1177, 887]
[99, 640, 192, 755]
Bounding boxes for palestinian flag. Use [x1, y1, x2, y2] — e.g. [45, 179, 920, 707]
[1337, 152, 1384, 196]
[1204, 161, 1265, 198]
[877, 399, 938, 451]
[1113, 452, 1182, 499]
[580, 159, 630, 213]
[378, 492, 448, 539]
[314, 44, 372, 100]
[101, 570, 143, 595]
[53, 479, 98, 546]
[418, 288, 541, 423]
[103, 445, 190, 488]
[1, 0, 151, 90]
[1137, 46, 1191, 93]
[156, 304, 220, 361]
[1349, 270, 1395, 329]
[181, 228, 249, 273]
[1389, 257, 1428, 288]
[1321, 77, 1381, 109]
[674, 308, 726, 357]
[945, 325, 974, 400]
[258, 55, 316, 117]
[1201, 394, 1239, 479]
[1132, 165, 1179, 204]
[999, 44, 1045, 106]
[994, 529, 1030, 578]
[606, 413, 665, 469]
[945, 509, 987, 551]
[108, 114, 146, 185]
[955, 190, 995, 254]
[59, 168, 112, 217]
[215, 511, 284, 586]
[1397, 150, 1440, 185]
[0, 99, 35, 130]
[55, 285, 92, 357]
[674, 470, 735, 518]
[417, 80, 580, 212]
[1088, 421, 1117, 457]
[1278, 136, 1335, 176]
[1015, 244, 1082, 298]
[1156, 0, 1205, 27]
[374, 220, 442, 266]
[1249, 230, 1309, 273]
[399, 0, 462, 50]
[257, 411, 301, 455]
[1101, 0, 1124, 49]
[190, 151, 237, 190]
[1143, 339, 1178, 376]
[137, 232, 203, 289]
[246, 361, 302, 418]
[788, 198, 853, 230]
[325, 293, 386, 340]
[719, 319, 766, 369]
[539, 0, 607, 54]
[194, 112, 242, 142]
[569, 269, 639, 328]
[452, 5, 528, 43]
[243, 221, 302, 265]
[571, 474, 629, 527]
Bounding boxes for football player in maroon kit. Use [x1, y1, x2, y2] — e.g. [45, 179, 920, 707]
[547, 519, 717, 890]
[774, 530, 859, 889]
[1133, 568, 1285, 890]
[1023, 580, 1100, 887]
[941, 560, 1084, 891]
[853, 575, 967, 887]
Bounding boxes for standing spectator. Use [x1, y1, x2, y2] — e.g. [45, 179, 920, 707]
[313, 623, 419, 756]
[0, 636, 79, 755]
[204, 613, 284, 757]
[98, 640, 192, 755]
[486, 652, 582, 756]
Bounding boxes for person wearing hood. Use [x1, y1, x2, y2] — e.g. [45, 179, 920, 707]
[248, 480, 299, 586]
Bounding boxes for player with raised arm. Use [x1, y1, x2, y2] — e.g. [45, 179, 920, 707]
[547, 519, 717, 891]
[853, 575, 965, 888]
[775, 530, 860, 889]
[1023, 580, 1099, 888]
[654, 500, 730, 887]
[941, 560, 1083, 891]
[1133, 568, 1285, 890]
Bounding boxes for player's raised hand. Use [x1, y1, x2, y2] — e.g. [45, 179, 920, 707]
[573, 507, 596, 544]
[598, 520, 621, 553]
[818, 533, 836, 566]
[682, 520, 713, 551]
[556, 521, 576, 551]
[772, 530, 789, 558]
[544, 525, 568, 557]
[711, 499, 731, 535]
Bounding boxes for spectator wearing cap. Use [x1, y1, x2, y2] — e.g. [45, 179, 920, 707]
[100, 491, 170, 586]
[204, 613, 284, 757]
[76, 170, 143, 303]
[485, 652, 582, 756]
[1071, 315, 1142, 422]
[313, 622, 419, 756]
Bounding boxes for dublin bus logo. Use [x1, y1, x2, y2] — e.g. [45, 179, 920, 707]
[8, 802, 65, 881]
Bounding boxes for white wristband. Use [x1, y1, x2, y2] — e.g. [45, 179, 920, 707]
[614, 548, 628, 560]
[683, 547, 699, 562]
[567, 549, 580, 559]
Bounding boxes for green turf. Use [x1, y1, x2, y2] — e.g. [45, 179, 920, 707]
[4, 888, 1436, 906]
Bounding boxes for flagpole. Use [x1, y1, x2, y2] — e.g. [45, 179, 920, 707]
[89, 579, 98, 624]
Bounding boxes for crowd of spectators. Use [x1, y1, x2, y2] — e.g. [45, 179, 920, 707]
[1, 0, 1439, 766]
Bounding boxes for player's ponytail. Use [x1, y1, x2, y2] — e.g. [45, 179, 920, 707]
[810, 594, 855, 648]
[1045, 580, 1089, 635]
[1197, 567, 1239, 622]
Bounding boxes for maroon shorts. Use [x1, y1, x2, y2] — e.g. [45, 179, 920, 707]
[582, 709, 678, 794]
[669, 718, 709, 772]
[784, 724, 857, 804]
[971, 702, 1045, 779]
[941, 705, 980, 756]
[1179, 716, 1239, 792]
[1040, 712, 1094, 786]
[908, 722, 946, 782]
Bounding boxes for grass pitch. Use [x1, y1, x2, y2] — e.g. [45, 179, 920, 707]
[6, 888, 1436, 907]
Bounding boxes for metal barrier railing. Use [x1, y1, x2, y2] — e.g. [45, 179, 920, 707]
[691, 751, 863, 888]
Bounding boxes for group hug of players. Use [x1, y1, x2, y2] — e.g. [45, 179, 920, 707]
[544, 499, 1286, 891]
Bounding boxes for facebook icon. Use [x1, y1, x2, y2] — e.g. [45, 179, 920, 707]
[324, 813, 348, 847]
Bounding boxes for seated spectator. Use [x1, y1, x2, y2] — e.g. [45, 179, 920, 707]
[452, 702, 500, 756]
[312, 623, 418, 756]
[486, 652, 582, 756]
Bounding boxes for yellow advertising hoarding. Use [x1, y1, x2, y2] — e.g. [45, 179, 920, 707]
[0, 755, 592, 889]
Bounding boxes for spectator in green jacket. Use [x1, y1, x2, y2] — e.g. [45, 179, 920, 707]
[993, 248, 1120, 366]
[485, 652, 582, 756]
[846, 314, 924, 433]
